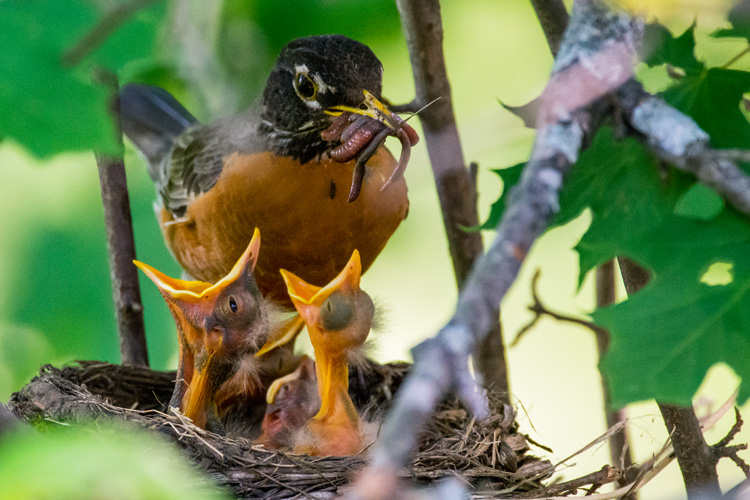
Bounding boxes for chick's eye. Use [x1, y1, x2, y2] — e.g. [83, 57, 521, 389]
[229, 296, 238, 313]
[294, 72, 317, 101]
[320, 293, 353, 331]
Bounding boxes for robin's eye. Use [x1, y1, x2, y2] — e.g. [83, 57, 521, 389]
[229, 296, 238, 313]
[294, 73, 318, 101]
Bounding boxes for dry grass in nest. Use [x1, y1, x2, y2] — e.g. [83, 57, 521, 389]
[9, 361, 554, 498]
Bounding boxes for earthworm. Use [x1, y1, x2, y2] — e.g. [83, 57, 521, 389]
[379, 127, 412, 194]
[320, 112, 351, 142]
[330, 119, 383, 163]
[322, 107, 420, 202]
[347, 127, 391, 202]
[340, 114, 371, 143]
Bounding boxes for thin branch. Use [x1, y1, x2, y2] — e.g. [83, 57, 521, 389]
[344, 3, 640, 498]
[596, 261, 638, 497]
[395, 0, 483, 286]
[395, 0, 508, 394]
[389, 100, 420, 114]
[714, 407, 745, 449]
[529, 0, 570, 56]
[721, 45, 750, 69]
[96, 71, 149, 368]
[616, 81, 750, 215]
[712, 408, 750, 476]
[511, 269, 606, 347]
[63, 0, 160, 67]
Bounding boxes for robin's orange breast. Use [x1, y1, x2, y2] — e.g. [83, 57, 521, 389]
[158, 148, 408, 307]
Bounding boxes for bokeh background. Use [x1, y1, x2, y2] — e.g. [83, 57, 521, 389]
[1, 0, 748, 498]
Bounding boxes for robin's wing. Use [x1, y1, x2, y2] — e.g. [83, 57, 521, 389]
[119, 84, 199, 179]
[159, 110, 265, 218]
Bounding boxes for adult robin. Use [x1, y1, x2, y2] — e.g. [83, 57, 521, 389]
[119, 35, 418, 338]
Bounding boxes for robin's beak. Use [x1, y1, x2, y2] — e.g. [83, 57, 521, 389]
[281, 250, 362, 313]
[254, 315, 305, 357]
[325, 90, 400, 131]
[181, 331, 222, 428]
[132, 227, 261, 302]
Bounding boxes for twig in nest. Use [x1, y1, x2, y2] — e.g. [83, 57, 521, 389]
[511, 270, 607, 347]
[525, 435, 554, 454]
[512, 465, 620, 498]
[169, 409, 224, 459]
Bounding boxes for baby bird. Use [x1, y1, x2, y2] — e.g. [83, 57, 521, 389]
[134, 229, 268, 432]
[279, 250, 374, 456]
[257, 355, 320, 450]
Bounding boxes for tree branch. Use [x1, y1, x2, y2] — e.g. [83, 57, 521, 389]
[344, 2, 640, 497]
[511, 269, 607, 347]
[395, 0, 508, 394]
[96, 72, 149, 368]
[529, 0, 570, 56]
[659, 404, 721, 499]
[596, 261, 638, 497]
[616, 80, 750, 215]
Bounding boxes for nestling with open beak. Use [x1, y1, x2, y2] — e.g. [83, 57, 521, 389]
[279, 250, 374, 456]
[134, 229, 269, 432]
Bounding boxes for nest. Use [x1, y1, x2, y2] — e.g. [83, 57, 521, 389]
[9, 361, 553, 499]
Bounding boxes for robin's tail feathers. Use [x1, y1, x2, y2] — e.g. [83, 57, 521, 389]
[119, 84, 198, 173]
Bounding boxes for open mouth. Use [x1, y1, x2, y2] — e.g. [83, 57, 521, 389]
[322, 91, 419, 202]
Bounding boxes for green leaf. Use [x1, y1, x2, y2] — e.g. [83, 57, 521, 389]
[712, 0, 750, 40]
[475, 163, 525, 230]
[663, 67, 750, 148]
[674, 183, 725, 220]
[0, 0, 163, 158]
[558, 126, 750, 406]
[641, 22, 703, 75]
[598, 271, 750, 407]
[0, 426, 229, 500]
[555, 128, 685, 284]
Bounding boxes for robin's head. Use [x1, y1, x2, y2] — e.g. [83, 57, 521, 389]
[260, 35, 397, 163]
[280, 250, 373, 359]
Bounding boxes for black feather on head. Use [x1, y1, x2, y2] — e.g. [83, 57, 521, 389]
[260, 35, 384, 163]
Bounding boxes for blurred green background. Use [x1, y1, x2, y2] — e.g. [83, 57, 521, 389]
[1, 0, 748, 498]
